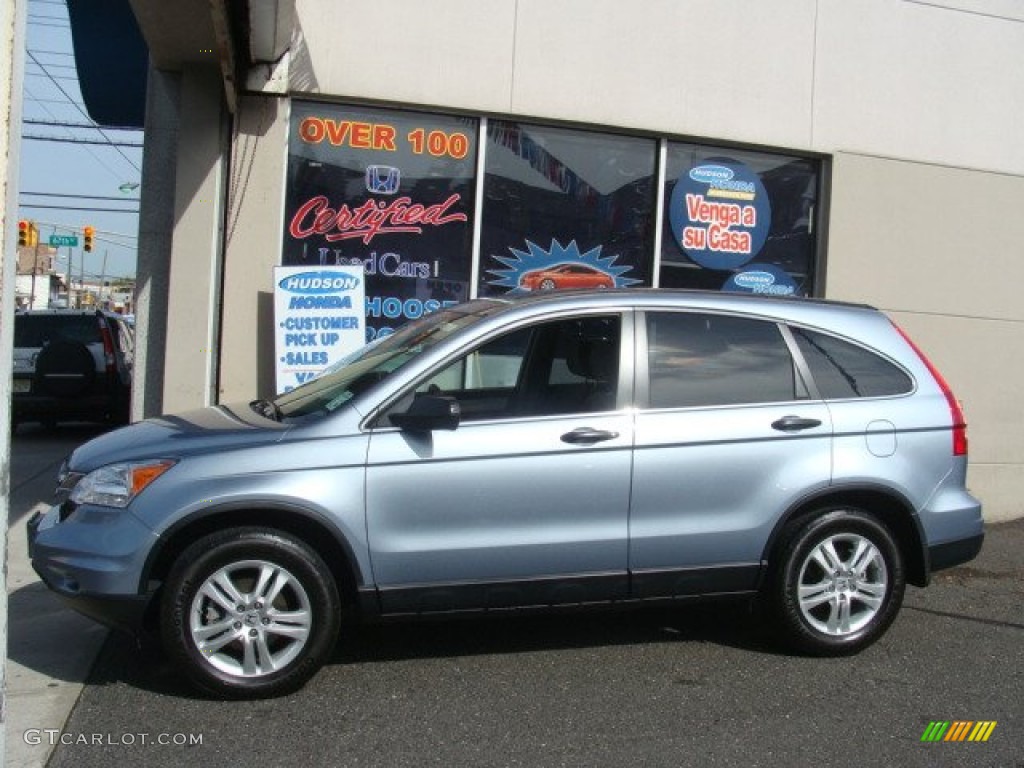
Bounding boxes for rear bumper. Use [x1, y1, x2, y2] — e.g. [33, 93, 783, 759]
[928, 532, 984, 574]
[12, 390, 126, 423]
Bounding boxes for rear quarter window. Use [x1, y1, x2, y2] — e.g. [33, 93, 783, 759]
[791, 327, 912, 398]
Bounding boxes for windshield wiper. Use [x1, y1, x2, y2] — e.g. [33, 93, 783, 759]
[250, 398, 282, 422]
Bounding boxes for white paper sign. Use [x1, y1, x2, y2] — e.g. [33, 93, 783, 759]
[273, 266, 366, 394]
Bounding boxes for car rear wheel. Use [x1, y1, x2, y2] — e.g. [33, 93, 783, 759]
[161, 527, 341, 699]
[772, 508, 904, 655]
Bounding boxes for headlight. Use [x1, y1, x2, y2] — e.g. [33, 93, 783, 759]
[69, 459, 176, 508]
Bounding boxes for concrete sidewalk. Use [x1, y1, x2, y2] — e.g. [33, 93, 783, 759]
[5, 425, 109, 768]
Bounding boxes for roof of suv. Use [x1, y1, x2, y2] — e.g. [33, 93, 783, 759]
[14, 310, 128, 349]
[487, 288, 876, 312]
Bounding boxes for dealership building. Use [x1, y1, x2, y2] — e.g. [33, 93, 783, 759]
[70, 0, 1023, 520]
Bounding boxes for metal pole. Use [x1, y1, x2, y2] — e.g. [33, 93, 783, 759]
[67, 244, 73, 307]
[99, 249, 108, 308]
[29, 223, 38, 308]
[78, 243, 84, 307]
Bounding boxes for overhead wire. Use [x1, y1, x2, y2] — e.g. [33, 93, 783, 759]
[26, 50, 141, 174]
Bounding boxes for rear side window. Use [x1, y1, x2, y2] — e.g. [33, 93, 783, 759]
[14, 315, 102, 347]
[792, 328, 912, 399]
[646, 312, 798, 408]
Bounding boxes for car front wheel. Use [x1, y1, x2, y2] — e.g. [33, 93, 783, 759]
[772, 508, 904, 655]
[161, 527, 341, 698]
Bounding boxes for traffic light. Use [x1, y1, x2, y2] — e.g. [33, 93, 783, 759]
[83, 225, 94, 252]
[28, 222, 38, 246]
[18, 220, 29, 247]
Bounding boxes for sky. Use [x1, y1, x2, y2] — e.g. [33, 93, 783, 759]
[17, 0, 142, 281]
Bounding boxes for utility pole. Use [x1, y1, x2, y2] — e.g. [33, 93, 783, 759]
[68, 242, 76, 308]
[99, 249, 108, 308]
[79, 241, 85, 307]
[29, 223, 38, 307]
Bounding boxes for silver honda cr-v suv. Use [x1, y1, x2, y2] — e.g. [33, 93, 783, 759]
[28, 289, 983, 698]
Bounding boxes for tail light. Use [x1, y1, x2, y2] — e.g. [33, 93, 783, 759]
[893, 323, 967, 456]
[98, 316, 118, 379]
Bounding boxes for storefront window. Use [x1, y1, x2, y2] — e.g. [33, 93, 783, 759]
[660, 144, 819, 296]
[478, 121, 657, 297]
[282, 102, 479, 341]
[279, 102, 825, 338]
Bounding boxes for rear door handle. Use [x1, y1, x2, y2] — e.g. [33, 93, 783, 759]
[771, 416, 822, 432]
[561, 427, 619, 445]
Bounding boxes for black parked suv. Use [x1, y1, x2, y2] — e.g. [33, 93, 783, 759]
[11, 309, 134, 430]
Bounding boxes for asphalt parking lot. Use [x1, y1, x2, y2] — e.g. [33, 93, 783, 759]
[7, 425, 1023, 768]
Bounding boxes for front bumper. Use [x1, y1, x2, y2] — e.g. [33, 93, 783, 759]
[28, 504, 158, 633]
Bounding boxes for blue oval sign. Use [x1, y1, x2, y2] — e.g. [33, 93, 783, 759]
[733, 270, 775, 289]
[278, 271, 361, 294]
[689, 164, 735, 184]
[723, 264, 797, 296]
[670, 157, 771, 271]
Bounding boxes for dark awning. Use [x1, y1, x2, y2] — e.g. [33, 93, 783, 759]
[67, 0, 149, 128]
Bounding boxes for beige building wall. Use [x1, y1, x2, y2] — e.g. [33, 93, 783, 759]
[826, 153, 1024, 521]
[161, 67, 227, 413]
[205, 0, 1024, 519]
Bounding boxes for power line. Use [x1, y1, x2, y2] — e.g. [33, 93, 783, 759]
[19, 203, 140, 214]
[25, 71, 80, 83]
[22, 191, 140, 202]
[23, 88, 134, 187]
[24, 118, 142, 132]
[23, 94, 79, 105]
[27, 62, 77, 70]
[28, 219, 138, 239]
[24, 134, 144, 147]
[26, 50, 141, 174]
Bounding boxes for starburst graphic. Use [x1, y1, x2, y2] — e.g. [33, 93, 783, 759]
[487, 239, 641, 293]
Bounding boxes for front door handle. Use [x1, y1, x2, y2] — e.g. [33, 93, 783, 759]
[560, 427, 619, 445]
[771, 415, 823, 432]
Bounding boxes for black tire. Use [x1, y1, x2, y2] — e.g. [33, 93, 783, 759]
[160, 527, 341, 699]
[539, 278, 556, 290]
[34, 340, 96, 397]
[772, 508, 905, 656]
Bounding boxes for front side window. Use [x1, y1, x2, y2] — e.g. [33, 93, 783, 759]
[645, 312, 799, 409]
[273, 302, 500, 419]
[387, 314, 622, 424]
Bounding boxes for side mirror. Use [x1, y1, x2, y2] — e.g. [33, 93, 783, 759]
[390, 394, 460, 432]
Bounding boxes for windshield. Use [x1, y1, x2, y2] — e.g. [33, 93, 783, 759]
[272, 301, 501, 419]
